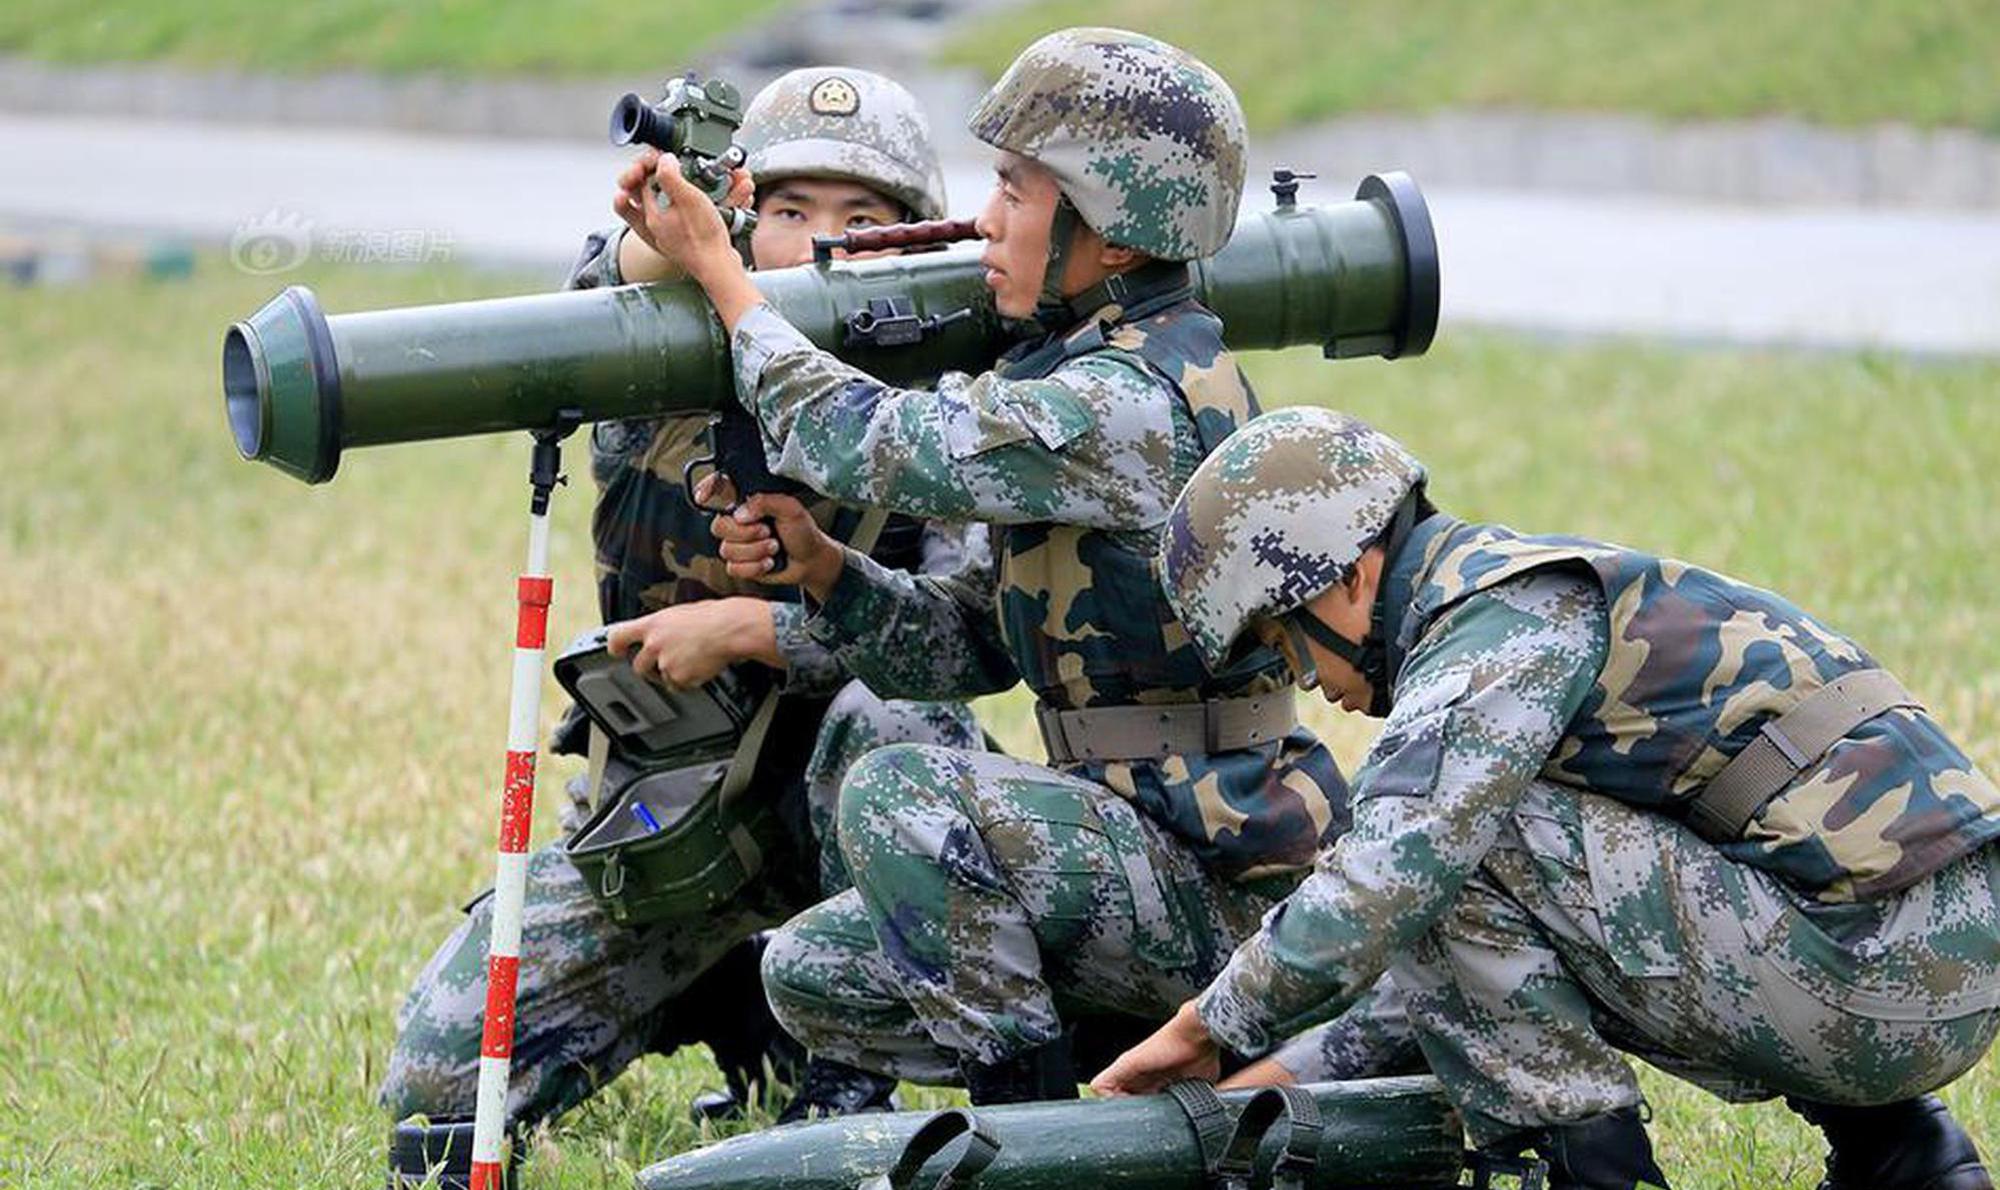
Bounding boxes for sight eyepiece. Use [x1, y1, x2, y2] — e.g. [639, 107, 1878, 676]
[609, 92, 675, 151]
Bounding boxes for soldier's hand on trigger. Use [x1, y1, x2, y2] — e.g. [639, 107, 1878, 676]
[611, 148, 752, 270]
[604, 598, 780, 689]
[702, 481, 845, 599]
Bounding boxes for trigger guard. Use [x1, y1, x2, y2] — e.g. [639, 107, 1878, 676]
[682, 454, 724, 514]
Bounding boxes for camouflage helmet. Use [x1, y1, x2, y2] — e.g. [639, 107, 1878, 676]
[1161, 407, 1427, 669]
[968, 27, 1248, 261]
[739, 67, 948, 221]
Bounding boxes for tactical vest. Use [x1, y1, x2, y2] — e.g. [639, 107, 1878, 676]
[991, 284, 1348, 881]
[591, 414, 923, 623]
[1402, 520, 2000, 902]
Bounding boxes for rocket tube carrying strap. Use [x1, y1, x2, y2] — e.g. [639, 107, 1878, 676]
[1166, 1079, 1237, 1175]
[1036, 695, 1296, 764]
[856, 1109, 1000, 1190]
[1210, 1085, 1323, 1190]
[1688, 668, 1920, 843]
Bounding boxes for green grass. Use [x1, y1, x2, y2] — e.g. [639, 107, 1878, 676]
[5, 0, 1997, 137]
[0, 0, 790, 76]
[942, 0, 2000, 134]
[3, 257, 1998, 1186]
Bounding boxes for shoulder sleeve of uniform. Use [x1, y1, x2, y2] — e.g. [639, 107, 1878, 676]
[769, 599, 850, 697]
[1195, 569, 1610, 1055]
[804, 540, 1018, 701]
[733, 311, 1181, 528]
[563, 226, 628, 291]
[937, 353, 1146, 460]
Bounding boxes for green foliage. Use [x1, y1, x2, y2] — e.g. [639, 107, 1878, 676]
[0, 0, 791, 76]
[942, 0, 2000, 133]
[2, 259, 1996, 1185]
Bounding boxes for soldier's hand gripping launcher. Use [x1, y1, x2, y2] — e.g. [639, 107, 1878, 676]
[220, 172, 1440, 485]
[609, 75, 756, 237]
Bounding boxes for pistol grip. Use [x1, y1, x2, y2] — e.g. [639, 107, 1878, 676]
[761, 518, 789, 575]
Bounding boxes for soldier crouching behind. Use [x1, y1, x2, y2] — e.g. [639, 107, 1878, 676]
[1095, 406, 2000, 1190]
[377, 68, 991, 1186]
[627, 28, 1428, 1106]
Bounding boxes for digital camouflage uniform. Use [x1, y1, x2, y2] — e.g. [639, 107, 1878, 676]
[744, 30, 1357, 1083]
[377, 69, 986, 1128]
[1163, 408, 2000, 1145]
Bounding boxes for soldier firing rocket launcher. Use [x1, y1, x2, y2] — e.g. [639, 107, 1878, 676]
[218, 170, 1439, 486]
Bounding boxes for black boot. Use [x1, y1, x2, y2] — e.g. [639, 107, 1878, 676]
[659, 934, 807, 1122]
[957, 1036, 1080, 1106]
[773, 1056, 901, 1124]
[1480, 1105, 1669, 1190]
[1790, 1095, 1994, 1190]
[388, 1116, 515, 1190]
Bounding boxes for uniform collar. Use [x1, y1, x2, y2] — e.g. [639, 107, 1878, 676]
[1382, 512, 1458, 692]
[1000, 261, 1195, 376]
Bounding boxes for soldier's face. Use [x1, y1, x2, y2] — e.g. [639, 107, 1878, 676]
[750, 179, 907, 270]
[1252, 617, 1319, 692]
[1269, 549, 1386, 713]
[975, 152, 1060, 318]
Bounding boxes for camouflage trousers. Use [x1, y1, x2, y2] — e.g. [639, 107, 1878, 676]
[764, 743, 1312, 1083]
[1331, 780, 2000, 1146]
[377, 682, 981, 1127]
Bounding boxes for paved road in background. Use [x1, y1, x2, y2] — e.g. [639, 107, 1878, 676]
[8, 113, 1999, 355]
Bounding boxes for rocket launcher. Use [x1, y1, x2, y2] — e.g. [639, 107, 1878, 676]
[221, 173, 1439, 485]
[635, 1077, 1473, 1190]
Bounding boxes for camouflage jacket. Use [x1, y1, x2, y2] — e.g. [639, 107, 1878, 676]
[566, 229, 980, 696]
[1197, 516, 2000, 1053]
[1410, 520, 2000, 901]
[733, 277, 1349, 879]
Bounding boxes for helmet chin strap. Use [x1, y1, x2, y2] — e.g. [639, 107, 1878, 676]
[1289, 602, 1390, 717]
[1028, 195, 1083, 334]
[1283, 490, 1425, 718]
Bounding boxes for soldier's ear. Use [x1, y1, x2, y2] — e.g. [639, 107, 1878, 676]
[1347, 546, 1387, 604]
[1098, 242, 1146, 271]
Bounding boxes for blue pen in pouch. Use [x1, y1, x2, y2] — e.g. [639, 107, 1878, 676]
[629, 800, 664, 835]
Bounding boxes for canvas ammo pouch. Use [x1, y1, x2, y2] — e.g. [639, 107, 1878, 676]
[555, 627, 785, 925]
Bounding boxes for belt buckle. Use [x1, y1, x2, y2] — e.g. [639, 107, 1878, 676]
[1759, 718, 1810, 769]
[1206, 697, 1269, 752]
[1036, 703, 1074, 764]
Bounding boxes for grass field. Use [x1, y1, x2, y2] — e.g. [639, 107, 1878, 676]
[2, 0, 1996, 135]
[943, 0, 2000, 134]
[2, 256, 1997, 1187]
[0, 0, 790, 77]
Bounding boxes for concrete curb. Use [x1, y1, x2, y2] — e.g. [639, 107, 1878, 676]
[4, 50, 1998, 211]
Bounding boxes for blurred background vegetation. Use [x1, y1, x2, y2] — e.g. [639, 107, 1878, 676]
[0, 0, 1992, 130]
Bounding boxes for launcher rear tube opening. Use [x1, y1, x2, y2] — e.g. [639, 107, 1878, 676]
[222, 324, 264, 460]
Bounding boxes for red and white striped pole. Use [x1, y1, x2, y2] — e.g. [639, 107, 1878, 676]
[470, 425, 572, 1190]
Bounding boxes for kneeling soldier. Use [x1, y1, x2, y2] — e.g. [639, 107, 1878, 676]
[378, 68, 987, 1182]
[1097, 407, 2000, 1190]
[631, 29, 1363, 1103]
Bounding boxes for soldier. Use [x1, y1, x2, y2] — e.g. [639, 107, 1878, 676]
[378, 67, 989, 1182]
[629, 28, 1356, 1104]
[1094, 406, 2000, 1190]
